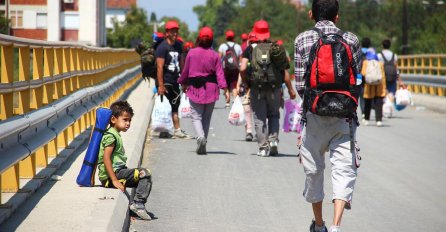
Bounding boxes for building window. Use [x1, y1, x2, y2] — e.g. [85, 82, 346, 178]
[36, 13, 47, 29]
[10, 10, 23, 28]
[62, 12, 79, 29]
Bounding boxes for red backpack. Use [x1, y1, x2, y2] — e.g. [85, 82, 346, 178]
[302, 28, 359, 119]
[222, 43, 239, 71]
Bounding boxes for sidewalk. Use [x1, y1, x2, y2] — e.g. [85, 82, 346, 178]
[410, 93, 446, 114]
[0, 79, 155, 232]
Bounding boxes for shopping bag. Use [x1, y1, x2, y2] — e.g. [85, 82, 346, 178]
[228, 96, 246, 126]
[395, 87, 412, 106]
[151, 95, 174, 133]
[178, 93, 192, 119]
[383, 93, 394, 118]
[283, 99, 302, 133]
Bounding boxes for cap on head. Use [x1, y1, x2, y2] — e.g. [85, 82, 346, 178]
[199, 26, 214, 40]
[276, 40, 283, 45]
[252, 20, 270, 40]
[248, 32, 258, 43]
[183, 41, 194, 50]
[225, 30, 235, 39]
[241, 33, 248, 41]
[165, 20, 179, 30]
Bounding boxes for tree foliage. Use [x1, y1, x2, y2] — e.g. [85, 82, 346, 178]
[0, 15, 9, 35]
[193, 0, 446, 54]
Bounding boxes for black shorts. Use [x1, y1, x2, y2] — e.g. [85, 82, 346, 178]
[164, 83, 181, 113]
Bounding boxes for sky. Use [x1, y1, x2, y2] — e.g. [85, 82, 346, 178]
[137, 0, 207, 32]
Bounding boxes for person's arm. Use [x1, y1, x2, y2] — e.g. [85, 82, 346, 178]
[215, 53, 229, 100]
[283, 70, 296, 99]
[178, 52, 190, 92]
[239, 57, 249, 84]
[103, 143, 125, 192]
[294, 37, 306, 98]
[156, 57, 166, 95]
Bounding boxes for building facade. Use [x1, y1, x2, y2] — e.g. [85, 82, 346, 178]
[0, 0, 107, 47]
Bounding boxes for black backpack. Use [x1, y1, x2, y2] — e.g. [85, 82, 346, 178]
[380, 52, 398, 82]
[136, 41, 162, 82]
[222, 43, 239, 71]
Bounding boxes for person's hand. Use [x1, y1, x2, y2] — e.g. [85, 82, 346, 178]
[112, 180, 125, 192]
[288, 88, 297, 100]
[181, 84, 188, 93]
[158, 85, 167, 96]
[224, 89, 230, 102]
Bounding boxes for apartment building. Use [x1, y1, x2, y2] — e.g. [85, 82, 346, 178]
[0, 0, 108, 47]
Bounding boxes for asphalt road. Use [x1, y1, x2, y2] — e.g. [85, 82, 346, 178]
[130, 97, 446, 232]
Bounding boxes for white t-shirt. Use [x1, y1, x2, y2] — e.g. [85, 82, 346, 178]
[378, 49, 398, 64]
[218, 42, 243, 57]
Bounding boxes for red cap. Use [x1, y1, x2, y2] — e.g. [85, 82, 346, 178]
[225, 30, 235, 39]
[165, 20, 179, 30]
[183, 41, 194, 50]
[156, 32, 164, 38]
[252, 20, 270, 40]
[199, 26, 214, 40]
[277, 40, 283, 45]
[241, 33, 248, 41]
[177, 36, 184, 43]
[248, 32, 258, 42]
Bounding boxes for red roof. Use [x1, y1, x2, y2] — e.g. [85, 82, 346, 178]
[107, 0, 137, 9]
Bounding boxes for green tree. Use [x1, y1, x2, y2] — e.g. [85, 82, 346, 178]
[0, 15, 9, 35]
[107, 6, 152, 48]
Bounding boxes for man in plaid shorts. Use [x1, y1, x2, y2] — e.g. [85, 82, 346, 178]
[294, 1, 362, 232]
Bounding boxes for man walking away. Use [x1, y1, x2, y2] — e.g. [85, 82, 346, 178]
[378, 39, 399, 96]
[294, 0, 362, 231]
[219, 30, 243, 108]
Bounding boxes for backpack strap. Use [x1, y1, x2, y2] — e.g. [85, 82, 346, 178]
[380, 52, 389, 63]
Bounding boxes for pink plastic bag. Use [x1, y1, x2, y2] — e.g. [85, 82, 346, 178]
[283, 99, 302, 133]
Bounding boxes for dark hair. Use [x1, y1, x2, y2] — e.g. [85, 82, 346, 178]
[382, 39, 391, 49]
[226, 37, 234, 42]
[361, 37, 371, 48]
[110, 100, 134, 121]
[312, 0, 339, 22]
[196, 37, 213, 48]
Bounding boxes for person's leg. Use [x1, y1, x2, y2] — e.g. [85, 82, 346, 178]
[201, 102, 216, 139]
[189, 101, 205, 138]
[266, 87, 282, 155]
[374, 97, 384, 123]
[244, 104, 253, 133]
[359, 85, 365, 116]
[364, 98, 372, 121]
[164, 84, 181, 130]
[329, 119, 358, 227]
[387, 80, 397, 96]
[300, 114, 331, 227]
[250, 88, 268, 152]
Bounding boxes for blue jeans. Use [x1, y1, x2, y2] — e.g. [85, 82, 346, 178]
[386, 81, 397, 96]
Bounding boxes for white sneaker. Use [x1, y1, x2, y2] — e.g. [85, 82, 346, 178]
[329, 226, 341, 232]
[257, 147, 270, 157]
[376, 121, 383, 127]
[174, 129, 193, 139]
[362, 119, 369, 126]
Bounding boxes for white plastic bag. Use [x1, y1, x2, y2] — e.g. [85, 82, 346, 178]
[151, 95, 174, 133]
[383, 93, 394, 118]
[283, 99, 302, 133]
[228, 96, 246, 126]
[178, 93, 192, 119]
[395, 87, 412, 106]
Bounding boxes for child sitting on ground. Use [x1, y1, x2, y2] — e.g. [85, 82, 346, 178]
[97, 100, 152, 220]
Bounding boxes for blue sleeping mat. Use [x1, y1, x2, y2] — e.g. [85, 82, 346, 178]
[76, 107, 112, 187]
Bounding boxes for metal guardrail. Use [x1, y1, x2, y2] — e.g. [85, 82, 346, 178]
[0, 66, 139, 175]
[399, 54, 446, 96]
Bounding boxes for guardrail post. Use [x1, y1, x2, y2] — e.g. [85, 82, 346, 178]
[1, 164, 20, 193]
[53, 48, 64, 100]
[1, 44, 14, 120]
[44, 47, 54, 105]
[63, 47, 72, 96]
[31, 48, 44, 110]
[14, 46, 31, 115]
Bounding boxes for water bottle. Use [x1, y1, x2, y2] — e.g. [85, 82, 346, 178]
[356, 74, 363, 85]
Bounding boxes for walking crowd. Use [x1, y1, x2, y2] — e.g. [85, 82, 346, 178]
[114, 0, 408, 231]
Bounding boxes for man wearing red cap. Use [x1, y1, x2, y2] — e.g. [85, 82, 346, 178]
[218, 29, 243, 108]
[155, 20, 191, 139]
[240, 20, 296, 157]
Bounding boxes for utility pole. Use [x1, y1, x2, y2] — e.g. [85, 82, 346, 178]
[402, 0, 409, 54]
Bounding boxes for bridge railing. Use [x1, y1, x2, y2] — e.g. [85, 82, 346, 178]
[399, 54, 446, 96]
[0, 35, 140, 204]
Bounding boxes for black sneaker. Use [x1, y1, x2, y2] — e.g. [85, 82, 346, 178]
[196, 137, 207, 155]
[245, 133, 253, 141]
[309, 220, 328, 232]
[159, 132, 171, 138]
[269, 140, 278, 156]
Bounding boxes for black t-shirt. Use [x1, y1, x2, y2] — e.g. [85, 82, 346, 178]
[155, 40, 183, 84]
[242, 44, 254, 60]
